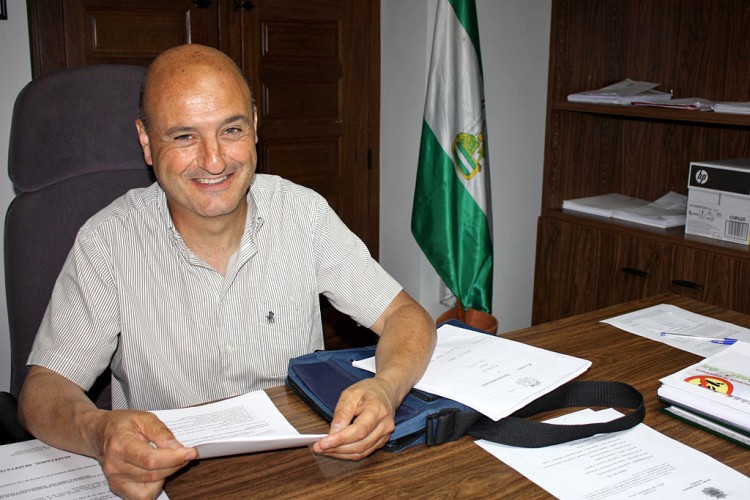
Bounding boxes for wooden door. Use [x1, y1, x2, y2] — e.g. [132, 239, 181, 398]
[27, 0, 220, 76]
[232, 0, 380, 252]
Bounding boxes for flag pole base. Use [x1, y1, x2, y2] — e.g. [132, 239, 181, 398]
[436, 304, 498, 335]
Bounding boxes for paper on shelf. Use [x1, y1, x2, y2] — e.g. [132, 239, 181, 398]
[713, 102, 750, 115]
[562, 193, 647, 217]
[567, 79, 672, 105]
[610, 191, 687, 228]
[632, 97, 715, 111]
[353, 323, 591, 421]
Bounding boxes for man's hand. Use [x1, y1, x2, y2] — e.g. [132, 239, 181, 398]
[313, 290, 437, 461]
[92, 410, 197, 499]
[312, 377, 397, 460]
[18, 366, 196, 500]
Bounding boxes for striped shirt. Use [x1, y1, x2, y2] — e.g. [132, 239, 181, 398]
[28, 174, 401, 410]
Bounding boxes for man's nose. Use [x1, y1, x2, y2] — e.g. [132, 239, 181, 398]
[199, 137, 226, 174]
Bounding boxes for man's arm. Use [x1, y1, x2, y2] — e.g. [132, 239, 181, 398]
[313, 290, 436, 460]
[18, 366, 196, 499]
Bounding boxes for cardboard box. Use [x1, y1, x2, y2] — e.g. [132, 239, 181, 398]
[685, 159, 750, 245]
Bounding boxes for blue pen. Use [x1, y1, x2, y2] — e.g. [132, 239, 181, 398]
[660, 331, 738, 345]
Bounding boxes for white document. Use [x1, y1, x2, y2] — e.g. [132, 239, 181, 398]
[658, 341, 750, 433]
[601, 304, 750, 357]
[352, 323, 591, 421]
[0, 439, 169, 499]
[562, 193, 647, 218]
[610, 191, 687, 228]
[567, 79, 672, 105]
[152, 391, 326, 459]
[476, 408, 750, 499]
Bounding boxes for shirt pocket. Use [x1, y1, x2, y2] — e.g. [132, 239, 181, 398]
[255, 294, 311, 331]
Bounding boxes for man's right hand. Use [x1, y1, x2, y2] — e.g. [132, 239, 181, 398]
[18, 366, 196, 500]
[91, 409, 196, 499]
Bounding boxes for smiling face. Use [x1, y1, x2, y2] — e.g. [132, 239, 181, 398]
[136, 45, 257, 232]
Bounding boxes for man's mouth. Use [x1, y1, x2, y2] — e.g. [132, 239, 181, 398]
[195, 175, 229, 185]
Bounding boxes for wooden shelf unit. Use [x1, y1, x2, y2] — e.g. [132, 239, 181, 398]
[532, 0, 750, 324]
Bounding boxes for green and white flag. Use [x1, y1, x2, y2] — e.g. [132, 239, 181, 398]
[411, 0, 493, 313]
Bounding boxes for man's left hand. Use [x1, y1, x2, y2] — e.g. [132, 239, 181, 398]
[312, 377, 397, 460]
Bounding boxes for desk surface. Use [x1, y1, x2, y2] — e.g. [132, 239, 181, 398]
[165, 294, 750, 498]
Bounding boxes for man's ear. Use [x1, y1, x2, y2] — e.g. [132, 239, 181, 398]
[135, 119, 153, 166]
[253, 105, 259, 145]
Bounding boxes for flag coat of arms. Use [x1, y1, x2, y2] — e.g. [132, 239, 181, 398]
[411, 0, 493, 313]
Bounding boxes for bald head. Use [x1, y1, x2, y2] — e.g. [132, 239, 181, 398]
[139, 44, 254, 130]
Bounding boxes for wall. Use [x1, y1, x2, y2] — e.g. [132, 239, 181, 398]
[0, 2, 32, 392]
[379, 0, 551, 332]
[0, 0, 551, 392]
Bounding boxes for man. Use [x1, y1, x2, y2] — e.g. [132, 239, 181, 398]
[18, 44, 436, 499]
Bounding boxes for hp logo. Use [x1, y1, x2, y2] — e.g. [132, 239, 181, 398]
[695, 169, 709, 184]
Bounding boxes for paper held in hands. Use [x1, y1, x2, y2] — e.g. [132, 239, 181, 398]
[151, 391, 326, 459]
[353, 323, 591, 421]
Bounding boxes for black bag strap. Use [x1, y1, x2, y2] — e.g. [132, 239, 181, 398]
[426, 381, 644, 448]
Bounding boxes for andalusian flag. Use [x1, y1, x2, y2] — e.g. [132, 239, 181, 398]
[411, 0, 493, 313]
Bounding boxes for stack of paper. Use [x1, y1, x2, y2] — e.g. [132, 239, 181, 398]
[563, 192, 687, 228]
[567, 79, 672, 105]
[632, 97, 715, 111]
[611, 191, 687, 228]
[713, 102, 750, 115]
[562, 193, 648, 217]
[658, 341, 750, 448]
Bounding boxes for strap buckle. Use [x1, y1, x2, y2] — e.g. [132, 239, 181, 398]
[425, 408, 462, 446]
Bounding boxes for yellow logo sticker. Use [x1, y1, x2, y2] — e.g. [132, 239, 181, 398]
[685, 375, 733, 394]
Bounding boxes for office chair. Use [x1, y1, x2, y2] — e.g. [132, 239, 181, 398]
[1, 64, 155, 443]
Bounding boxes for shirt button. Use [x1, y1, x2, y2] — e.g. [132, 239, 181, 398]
[226, 344, 235, 353]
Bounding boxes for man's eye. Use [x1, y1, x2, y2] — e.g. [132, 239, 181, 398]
[224, 127, 241, 135]
[174, 134, 194, 141]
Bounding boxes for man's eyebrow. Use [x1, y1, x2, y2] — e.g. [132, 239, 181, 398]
[224, 115, 252, 126]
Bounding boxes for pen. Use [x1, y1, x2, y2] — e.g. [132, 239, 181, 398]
[660, 332, 738, 345]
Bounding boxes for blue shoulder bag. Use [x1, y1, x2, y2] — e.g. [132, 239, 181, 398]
[286, 321, 645, 452]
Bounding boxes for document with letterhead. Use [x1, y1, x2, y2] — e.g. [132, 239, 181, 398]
[476, 408, 750, 499]
[353, 323, 591, 421]
[0, 440, 168, 499]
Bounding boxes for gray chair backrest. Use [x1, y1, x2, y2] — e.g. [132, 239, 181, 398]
[5, 64, 155, 408]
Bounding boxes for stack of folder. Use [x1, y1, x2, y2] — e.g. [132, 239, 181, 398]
[657, 341, 750, 448]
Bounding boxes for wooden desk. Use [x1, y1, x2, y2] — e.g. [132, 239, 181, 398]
[165, 294, 750, 498]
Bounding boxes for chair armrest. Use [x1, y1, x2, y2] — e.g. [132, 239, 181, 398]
[0, 391, 33, 444]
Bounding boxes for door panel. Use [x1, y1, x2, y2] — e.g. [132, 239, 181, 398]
[242, 1, 377, 250]
[668, 247, 735, 306]
[532, 217, 602, 324]
[28, 0, 219, 71]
